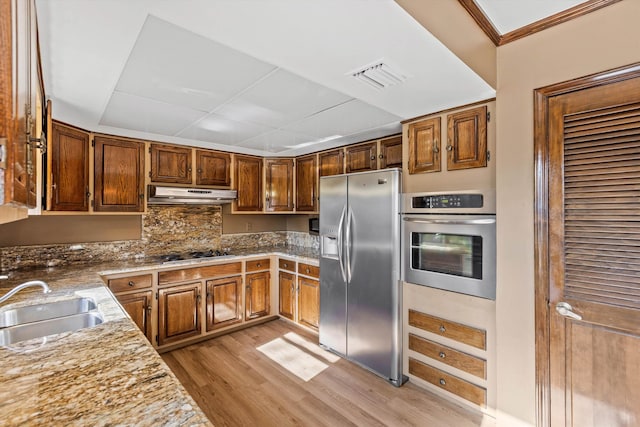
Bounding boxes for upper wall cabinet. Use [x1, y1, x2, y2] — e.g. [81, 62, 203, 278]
[1, 0, 40, 208]
[446, 106, 487, 171]
[379, 135, 403, 169]
[150, 143, 192, 184]
[319, 149, 344, 177]
[345, 142, 377, 174]
[265, 158, 294, 212]
[50, 122, 90, 211]
[94, 136, 145, 212]
[408, 117, 441, 174]
[234, 154, 263, 212]
[196, 149, 231, 187]
[295, 154, 317, 213]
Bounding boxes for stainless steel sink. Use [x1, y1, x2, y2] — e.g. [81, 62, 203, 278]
[0, 312, 104, 345]
[0, 297, 97, 328]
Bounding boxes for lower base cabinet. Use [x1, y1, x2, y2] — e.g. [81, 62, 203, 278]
[206, 276, 242, 331]
[297, 277, 319, 330]
[277, 259, 320, 331]
[115, 290, 153, 342]
[278, 271, 296, 321]
[245, 271, 270, 320]
[158, 282, 202, 346]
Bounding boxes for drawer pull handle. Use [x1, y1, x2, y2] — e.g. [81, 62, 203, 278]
[128, 281, 135, 287]
[439, 352, 446, 359]
[439, 325, 446, 333]
[439, 378, 446, 386]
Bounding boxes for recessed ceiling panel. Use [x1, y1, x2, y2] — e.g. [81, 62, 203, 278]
[217, 69, 352, 127]
[237, 129, 319, 153]
[283, 100, 401, 138]
[100, 91, 207, 135]
[177, 113, 274, 145]
[114, 15, 277, 112]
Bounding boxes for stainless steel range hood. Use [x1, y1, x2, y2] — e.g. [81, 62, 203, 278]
[147, 185, 237, 205]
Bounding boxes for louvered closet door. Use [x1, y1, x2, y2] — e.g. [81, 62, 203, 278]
[548, 76, 640, 427]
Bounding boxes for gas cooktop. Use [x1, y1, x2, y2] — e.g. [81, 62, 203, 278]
[158, 249, 231, 263]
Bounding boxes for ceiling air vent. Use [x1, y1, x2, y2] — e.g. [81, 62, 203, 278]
[351, 61, 407, 90]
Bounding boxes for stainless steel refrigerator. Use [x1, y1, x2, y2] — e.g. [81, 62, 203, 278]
[319, 169, 405, 386]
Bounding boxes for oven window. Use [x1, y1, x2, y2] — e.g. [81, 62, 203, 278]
[410, 233, 482, 279]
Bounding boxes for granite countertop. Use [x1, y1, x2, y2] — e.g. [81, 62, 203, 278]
[0, 246, 318, 426]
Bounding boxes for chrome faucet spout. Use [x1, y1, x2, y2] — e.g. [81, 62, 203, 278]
[0, 280, 51, 304]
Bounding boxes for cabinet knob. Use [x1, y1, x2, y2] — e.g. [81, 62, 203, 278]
[187, 167, 192, 172]
[197, 168, 202, 174]
[139, 194, 144, 199]
[439, 325, 446, 333]
[306, 268, 310, 274]
[433, 139, 439, 154]
[370, 155, 376, 161]
[378, 154, 384, 159]
[128, 281, 135, 287]
[283, 263, 288, 268]
[439, 352, 446, 359]
[146, 305, 152, 314]
[257, 263, 261, 268]
[446, 145, 453, 152]
[439, 378, 446, 386]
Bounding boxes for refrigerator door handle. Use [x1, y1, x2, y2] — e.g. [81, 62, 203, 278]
[337, 205, 347, 283]
[345, 206, 353, 283]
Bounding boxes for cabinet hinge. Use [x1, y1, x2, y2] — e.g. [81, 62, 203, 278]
[487, 111, 491, 122]
[0, 137, 7, 169]
[155, 335, 158, 344]
[155, 292, 158, 300]
[487, 151, 491, 161]
[148, 146, 152, 153]
[91, 138, 95, 147]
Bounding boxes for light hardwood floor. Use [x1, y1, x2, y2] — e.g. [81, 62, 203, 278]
[162, 319, 494, 427]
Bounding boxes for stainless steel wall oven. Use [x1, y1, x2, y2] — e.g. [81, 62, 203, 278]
[402, 190, 496, 300]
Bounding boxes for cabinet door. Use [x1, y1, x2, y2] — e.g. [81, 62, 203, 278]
[446, 106, 487, 170]
[158, 282, 201, 346]
[245, 271, 270, 320]
[150, 143, 192, 184]
[345, 142, 377, 173]
[295, 154, 317, 212]
[265, 158, 294, 212]
[196, 149, 230, 187]
[298, 277, 319, 330]
[408, 117, 441, 174]
[50, 122, 90, 211]
[319, 149, 344, 177]
[94, 136, 145, 212]
[234, 155, 263, 212]
[379, 135, 403, 169]
[206, 276, 242, 331]
[279, 271, 295, 321]
[116, 290, 153, 342]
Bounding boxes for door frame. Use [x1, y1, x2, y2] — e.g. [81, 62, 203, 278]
[533, 61, 640, 427]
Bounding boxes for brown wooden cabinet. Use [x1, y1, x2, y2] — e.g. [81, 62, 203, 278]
[297, 276, 319, 330]
[50, 122, 90, 211]
[408, 117, 441, 174]
[150, 143, 192, 184]
[196, 149, 230, 187]
[158, 282, 202, 346]
[1, 0, 39, 208]
[245, 271, 270, 320]
[379, 135, 403, 169]
[295, 154, 317, 212]
[446, 106, 487, 171]
[234, 154, 263, 212]
[319, 149, 344, 177]
[345, 142, 377, 173]
[94, 136, 145, 212]
[265, 158, 294, 212]
[116, 290, 153, 342]
[278, 271, 296, 321]
[206, 276, 242, 331]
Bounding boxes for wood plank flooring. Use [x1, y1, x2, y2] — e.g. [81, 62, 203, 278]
[162, 319, 494, 427]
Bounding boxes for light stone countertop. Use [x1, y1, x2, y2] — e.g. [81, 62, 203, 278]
[0, 246, 319, 426]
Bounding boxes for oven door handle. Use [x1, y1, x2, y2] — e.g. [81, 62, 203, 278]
[402, 217, 496, 225]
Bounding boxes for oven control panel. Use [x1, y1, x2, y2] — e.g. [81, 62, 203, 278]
[411, 194, 484, 209]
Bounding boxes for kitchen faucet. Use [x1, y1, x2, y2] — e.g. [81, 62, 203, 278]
[0, 280, 51, 304]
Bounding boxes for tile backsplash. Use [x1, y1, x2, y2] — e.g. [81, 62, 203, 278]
[0, 205, 318, 271]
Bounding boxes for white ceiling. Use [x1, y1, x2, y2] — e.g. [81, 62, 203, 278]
[36, 1, 587, 157]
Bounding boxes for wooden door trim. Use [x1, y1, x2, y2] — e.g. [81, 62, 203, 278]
[533, 61, 640, 427]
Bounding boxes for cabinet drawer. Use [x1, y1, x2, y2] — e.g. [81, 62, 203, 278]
[279, 259, 296, 272]
[409, 334, 486, 379]
[408, 309, 486, 350]
[298, 263, 319, 278]
[246, 258, 270, 272]
[409, 358, 486, 407]
[158, 262, 242, 285]
[108, 274, 152, 292]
